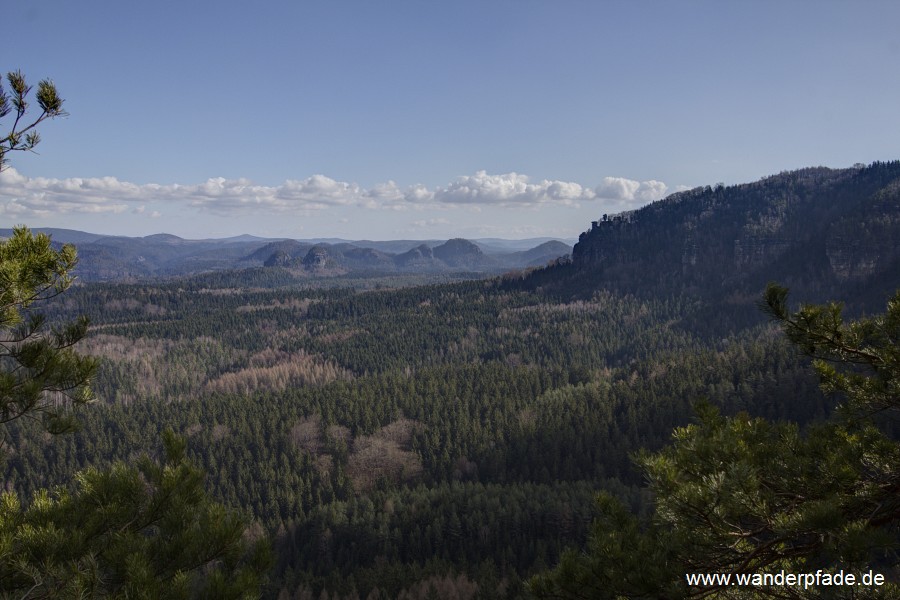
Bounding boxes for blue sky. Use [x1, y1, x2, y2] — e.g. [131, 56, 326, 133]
[2, 1, 899, 240]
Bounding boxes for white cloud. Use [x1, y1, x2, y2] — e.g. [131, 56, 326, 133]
[0, 168, 131, 217]
[364, 181, 404, 201]
[403, 184, 434, 203]
[594, 176, 668, 204]
[635, 180, 668, 202]
[0, 167, 670, 220]
[429, 171, 594, 207]
[132, 205, 161, 218]
[0, 168, 28, 186]
[0, 168, 371, 218]
[182, 175, 366, 214]
[595, 177, 640, 201]
[276, 175, 361, 204]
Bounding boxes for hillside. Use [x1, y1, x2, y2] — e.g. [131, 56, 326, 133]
[522, 161, 900, 310]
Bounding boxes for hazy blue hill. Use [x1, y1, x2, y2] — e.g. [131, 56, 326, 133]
[244, 240, 312, 263]
[1, 227, 586, 281]
[0, 227, 107, 245]
[342, 246, 396, 270]
[394, 243, 439, 270]
[341, 239, 443, 254]
[142, 233, 186, 244]
[301, 244, 347, 273]
[218, 234, 277, 243]
[432, 238, 498, 270]
[472, 237, 577, 254]
[506, 240, 572, 268]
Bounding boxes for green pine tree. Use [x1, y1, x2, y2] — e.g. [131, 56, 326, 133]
[1, 226, 97, 441]
[0, 70, 65, 168]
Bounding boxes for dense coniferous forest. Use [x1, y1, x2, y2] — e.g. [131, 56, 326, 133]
[6, 278, 828, 598]
[4, 162, 900, 598]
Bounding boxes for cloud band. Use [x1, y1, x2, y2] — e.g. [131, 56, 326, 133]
[0, 168, 669, 218]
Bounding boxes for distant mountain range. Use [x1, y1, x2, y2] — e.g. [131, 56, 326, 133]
[521, 161, 900, 310]
[0, 228, 573, 281]
[13, 162, 897, 300]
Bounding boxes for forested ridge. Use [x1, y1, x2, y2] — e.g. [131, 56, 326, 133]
[519, 161, 900, 310]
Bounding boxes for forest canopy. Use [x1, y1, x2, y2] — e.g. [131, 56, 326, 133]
[530, 285, 900, 599]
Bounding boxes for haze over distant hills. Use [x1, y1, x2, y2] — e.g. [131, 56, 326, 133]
[6, 162, 899, 296]
[0, 227, 574, 281]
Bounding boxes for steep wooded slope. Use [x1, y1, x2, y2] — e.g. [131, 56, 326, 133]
[526, 161, 900, 308]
